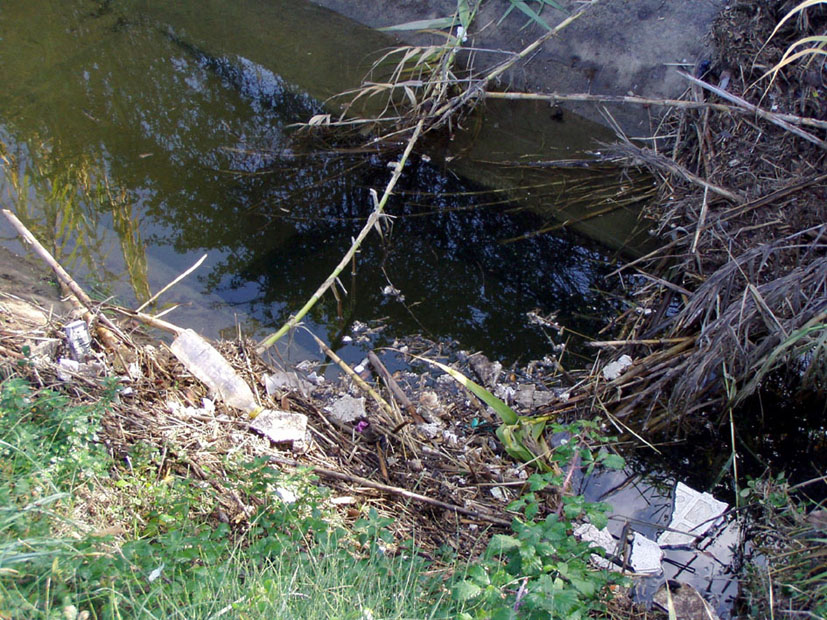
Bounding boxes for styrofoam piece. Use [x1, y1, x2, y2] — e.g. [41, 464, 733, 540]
[250, 409, 308, 444]
[602, 354, 633, 380]
[325, 394, 366, 424]
[629, 532, 664, 575]
[658, 482, 728, 547]
[574, 523, 663, 575]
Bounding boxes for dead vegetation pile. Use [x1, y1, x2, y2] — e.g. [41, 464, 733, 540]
[533, 0, 827, 436]
[0, 292, 520, 559]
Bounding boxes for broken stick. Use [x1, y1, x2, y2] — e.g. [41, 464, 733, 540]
[269, 455, 512, 527]
[2, 208, 127, 347]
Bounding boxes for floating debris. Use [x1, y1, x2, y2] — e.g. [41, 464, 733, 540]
[657, 482, 728, 547]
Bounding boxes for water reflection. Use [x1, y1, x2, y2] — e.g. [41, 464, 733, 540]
[0, 0, 620, 363]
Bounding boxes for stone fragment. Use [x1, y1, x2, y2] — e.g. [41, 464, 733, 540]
[629, 532, 664, 575]
[325, 394, 366, 424]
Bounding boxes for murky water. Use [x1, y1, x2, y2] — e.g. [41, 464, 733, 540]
[0, 0, 651, 365]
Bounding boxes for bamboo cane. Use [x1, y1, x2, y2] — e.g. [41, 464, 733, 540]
[256, 119, 425, 354]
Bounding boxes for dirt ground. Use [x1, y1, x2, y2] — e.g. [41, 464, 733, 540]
[309, 0, 727, 135]
[0, 246, 70, 316]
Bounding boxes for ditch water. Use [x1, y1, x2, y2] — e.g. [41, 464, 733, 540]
[0, 0, 742, 615]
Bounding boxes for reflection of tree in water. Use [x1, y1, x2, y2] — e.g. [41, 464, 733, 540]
[0, 9, 617, 361]
[177, 144, 617, 361]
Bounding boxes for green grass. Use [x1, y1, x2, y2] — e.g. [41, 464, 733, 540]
[0, 371, 634, 619]
[0, 377, 448, 619]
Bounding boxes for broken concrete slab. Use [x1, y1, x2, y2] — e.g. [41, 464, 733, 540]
[574, 523, 663, 575]
[629, 532, 664, 576]
[309, 0, 726, 135]
[658, 482, 728, 547]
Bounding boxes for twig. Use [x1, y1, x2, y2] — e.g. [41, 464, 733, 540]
[136, 253, 207, 313]
[486, 90, 739, 113]
[2, 208, 128, 347]
[108, 306, 183, 335]
[691, 186, 709, 255]
[368, 350, 424, 423]
[679, 71, 827, 150]
[612, 143, 744, 203]
[256, 119, 425, 353]
[303, 328, 403, 426]
[268, 455, 512, 526]
[588, 337, 693, 348]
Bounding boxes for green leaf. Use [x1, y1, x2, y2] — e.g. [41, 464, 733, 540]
[466, 563, 490, 584]
[588, 511, 608, 531]
[453, 579, 482, 602]
[510, 1, 552, 31]
[378, 17, 456, 32]
[600, 453, 625, 470]
[486, 534, 521, 556]
[537, 0, 566, 11]
[414, 356, 519, 424]
[458, 0, 471, 29]
[496, 424, 535, 463]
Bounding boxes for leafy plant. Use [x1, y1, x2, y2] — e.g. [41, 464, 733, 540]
[0, 377, 447, 619]
[449, 421, 626, 619]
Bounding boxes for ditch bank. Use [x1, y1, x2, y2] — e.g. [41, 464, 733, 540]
[309, 0, 727, 135]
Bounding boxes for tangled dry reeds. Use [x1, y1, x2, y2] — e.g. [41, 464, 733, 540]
[535, 0, 827, 436]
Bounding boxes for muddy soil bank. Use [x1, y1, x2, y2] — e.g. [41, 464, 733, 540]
[309, 0, 726, 135]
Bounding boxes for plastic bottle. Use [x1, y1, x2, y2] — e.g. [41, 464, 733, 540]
[169, 329, 259, 414]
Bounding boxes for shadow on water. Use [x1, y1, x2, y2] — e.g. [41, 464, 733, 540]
[0, 0, 640, 364]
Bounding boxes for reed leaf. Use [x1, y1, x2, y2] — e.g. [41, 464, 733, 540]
[378, 17, 457, 32]
[411, 354, 553, 470]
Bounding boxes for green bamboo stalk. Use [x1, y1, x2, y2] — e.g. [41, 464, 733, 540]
[255, 119, 425, 354]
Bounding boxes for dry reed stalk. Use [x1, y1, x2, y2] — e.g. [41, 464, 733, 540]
[256, 119, 424, 353]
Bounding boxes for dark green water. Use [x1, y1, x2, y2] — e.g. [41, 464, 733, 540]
[0, 0, 646, 363]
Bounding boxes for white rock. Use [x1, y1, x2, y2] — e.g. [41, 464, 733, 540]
[250, 409, 308, 444]
[325, 394, 366, 424]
